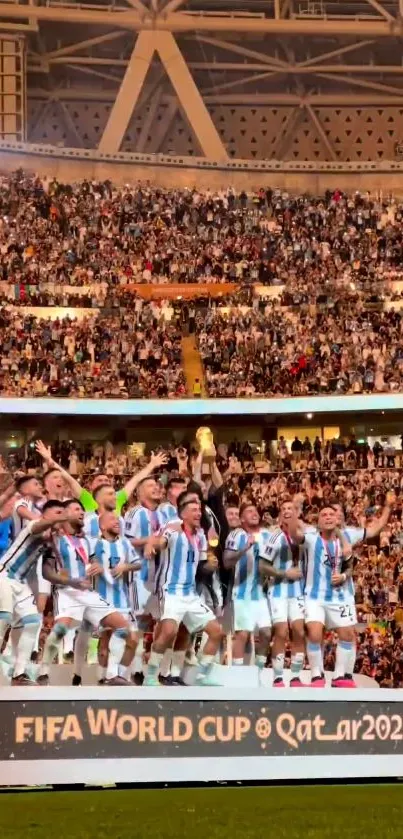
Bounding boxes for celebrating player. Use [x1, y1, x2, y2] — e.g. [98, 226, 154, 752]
[144, 492, 223, 686]
[223, 503, 272, 678]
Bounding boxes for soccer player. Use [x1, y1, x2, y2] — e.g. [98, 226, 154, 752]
[124, 476, 163, 619]
[10, 475, 44, 541]
[259, 500, 306, 687]
[0, 500, 68, 684]
[158, 477, 186, 526]
[38, 500, 133, 686]
[144, 491, 223, 686]
[156, 476, 188, 683]
[91, 511, 140, 682]
[223, 503, 272, 677]
[302, 498, 392, 688]
[83, 484, 126, 538]
[34, 468, 71, 620]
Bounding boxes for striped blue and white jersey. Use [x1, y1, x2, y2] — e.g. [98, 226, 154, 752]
[259, 527, 305, 599]
[10, 498, 41, 542]
[124, 504, 161, 591]
[156, 526, 207, 596]
[91, 536, 137, 611]
[304, 526, 364, 604]
[157, 501, 180, 527]
[83, 512, 124, 540]
[339, 525, 365, 602]
[225, 527, 266, 602]
[0, 520, 44, 581]
[54, 533, 93, 581]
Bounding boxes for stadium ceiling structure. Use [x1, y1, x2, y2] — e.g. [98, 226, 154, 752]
[2, 0, 403, 159]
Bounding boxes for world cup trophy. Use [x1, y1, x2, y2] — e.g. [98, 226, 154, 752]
[195, 426, 216, 463]
[207, 536, 219, 567]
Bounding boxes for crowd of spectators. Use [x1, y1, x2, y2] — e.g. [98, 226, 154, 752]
[2, 172, 403, 306]
[197, 306, 403, 396]
[0, 305, 185, 398]
[5, 290, 403, 399]
[2, 171, 403, 399]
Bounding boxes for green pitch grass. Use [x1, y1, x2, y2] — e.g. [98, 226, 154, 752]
[0, 785, 402, 839]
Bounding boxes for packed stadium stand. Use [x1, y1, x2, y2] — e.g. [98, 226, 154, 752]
[1, 0, 403, 747]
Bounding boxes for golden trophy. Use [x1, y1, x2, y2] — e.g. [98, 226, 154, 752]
[196, 426, 216, 463]
[207, 536, 219, 567]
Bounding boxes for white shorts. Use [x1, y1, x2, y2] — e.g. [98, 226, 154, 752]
[36, 557, 51, 597]
[269, 594, 305, 625]
[0, 575, 38, 624]
[233, 598, 271, 633]
[160, 592, 215, 634]
[305, 598, 357, 629]
[131, 575, 159, 620]
[53, 586, 116, 627]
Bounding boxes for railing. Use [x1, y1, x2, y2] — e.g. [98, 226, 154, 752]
[2, 139, 403, 174]
[0, 393, 403, 415]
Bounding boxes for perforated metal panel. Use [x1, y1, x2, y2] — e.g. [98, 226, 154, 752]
[26, 100, 403, 161]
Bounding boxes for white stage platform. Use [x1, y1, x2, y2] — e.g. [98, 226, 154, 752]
[0, 663, 379, 688]
[0, 674, 401, 787]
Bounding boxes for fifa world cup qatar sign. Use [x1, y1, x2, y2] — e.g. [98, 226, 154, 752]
[1, 687, 403, 786]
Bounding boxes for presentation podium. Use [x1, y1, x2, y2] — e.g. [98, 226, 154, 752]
[1, 665, 402, 788]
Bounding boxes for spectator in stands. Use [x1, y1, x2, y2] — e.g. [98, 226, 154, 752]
[2, 174, 403, 308]
[0, 307, 186, 398]
[197, 307, 403, 397]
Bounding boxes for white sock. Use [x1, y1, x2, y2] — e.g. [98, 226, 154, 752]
[273, 653, 285, 679]
[160, 649, 173, 678]
[0, 614, 11, 650]
[196, 653, 214, 680]
[256, 654, 266, 671]
[199, 632, 209, 655]
[334, 641, 353, 679]
[39, 624, 67, 676]
[233, 657, 244, 666]
[64, 627, 77, 655]
[146, 650, 164, 678]
[74, 624, 91, 677]
[13, 621, 40, 678]
[307, 641, 323, 680]
[97, 665, 107, 682]
[10, 626, 22, 658]
[290, 652, 304, 679]
[118, 663, 130, 679]
[32, 624, 41, 654]
[185, 641, 198, 666]
[106, 632, 126, 680]
[132, 636, 144, 674]
[346, 644, 356, 677]
[171, 650, 186, 678]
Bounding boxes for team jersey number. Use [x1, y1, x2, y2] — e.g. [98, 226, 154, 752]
[339, 604, 354, 619]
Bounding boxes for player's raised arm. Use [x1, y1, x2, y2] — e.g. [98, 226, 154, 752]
[30, 507, 69, 536]
[122, 450, 168, 501]
[364, 491, 394, 540]
[286, 508, 305, 545]
[35, 440, 83, 499]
